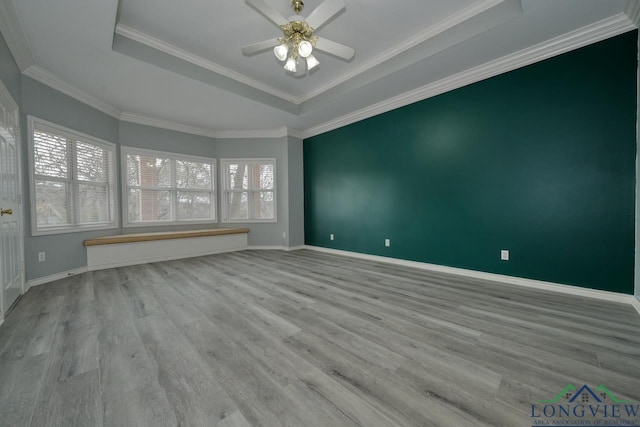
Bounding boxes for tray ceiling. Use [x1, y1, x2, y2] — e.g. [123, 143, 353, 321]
[2, 0, 635, 135]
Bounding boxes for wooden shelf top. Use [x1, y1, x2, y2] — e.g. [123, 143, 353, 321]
[84, 228, 250, 246]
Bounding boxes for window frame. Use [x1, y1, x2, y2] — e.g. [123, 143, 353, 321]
[27, 116, 118, 236]
[121, 146, 217, 227]
[220, 158, 277, 224]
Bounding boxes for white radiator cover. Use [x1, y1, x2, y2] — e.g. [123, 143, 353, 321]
[86, 233, 248, 270]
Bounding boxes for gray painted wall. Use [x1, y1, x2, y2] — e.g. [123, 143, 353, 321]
[287, 136, 305, 247]
[1, 24, 302, 278]
[119, 121, 216, 157]
[216, 137, 291, 247]
[16, 92, 300, 280]
[0, 31, 20, 102]
[21, 77, 120, 280]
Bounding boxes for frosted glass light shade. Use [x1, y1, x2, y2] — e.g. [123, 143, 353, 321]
[274, 44, 289, 61]
[298, 40, 313, 58]
[284, 56, 297, 72]
[295, 57, 305, 76]
[306, 54, 319, 71]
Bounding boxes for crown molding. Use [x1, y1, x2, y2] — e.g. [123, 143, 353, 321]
[119, 112, 217, 138]
[216, 128, 289, 139]
[119, 11, 633, 142]
[23, 65, 121, 118]
[299, 0, 505, 103]
[301, 13, 635, 139]
[121, 112, 305, 140]
[0, 0, 35, 71]
[114, 24, 297, 104]
[19, 64, 295, 140]
[114, 1, 511, 109]
[19, 64, 296, 140]
[10, 8, 633, 143]
[216, 127, 302, 140]
[286, 128, 305, 140]
[624, 0, 640, 27]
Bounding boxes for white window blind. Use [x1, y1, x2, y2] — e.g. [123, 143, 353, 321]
[28, 117, 117, 235]
[221, 159, 276, 222]
[123, 147, 216, 225]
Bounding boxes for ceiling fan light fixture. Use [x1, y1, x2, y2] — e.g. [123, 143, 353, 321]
[295, 56, 306, 76]
[274, 43, 289, 61]
[306, 53, 319, 71]
[243, 0, 353, 77]
[298, 40, 313, 58]
[284, 56, 297, 72]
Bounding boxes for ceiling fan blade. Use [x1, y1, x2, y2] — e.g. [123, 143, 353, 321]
[305, 0, 345, 30]
[246, 0, 289, 26]
[315, 37, 355, 60]
[242, 39, 279, 55]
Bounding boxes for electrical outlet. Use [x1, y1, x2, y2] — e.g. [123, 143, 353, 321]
[38, 252, 46, 262]
[330, 234, 334, 241]
[385, 239, 390, 247]
[501, 250, 509, 261]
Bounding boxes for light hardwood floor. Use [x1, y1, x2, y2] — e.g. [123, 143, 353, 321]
[0, 249, 639, 426]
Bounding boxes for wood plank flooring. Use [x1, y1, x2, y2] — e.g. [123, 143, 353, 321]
[0, 249, 639, 426]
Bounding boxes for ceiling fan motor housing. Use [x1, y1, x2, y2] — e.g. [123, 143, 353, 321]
[282, 21, 314, 40]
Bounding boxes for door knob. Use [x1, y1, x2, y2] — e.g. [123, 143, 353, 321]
[1, 208, 12, 216]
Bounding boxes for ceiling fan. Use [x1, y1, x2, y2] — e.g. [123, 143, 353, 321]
[242, 0, 355, 76]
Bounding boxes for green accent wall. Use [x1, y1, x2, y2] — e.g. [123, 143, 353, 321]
[304, 30, 638, 294]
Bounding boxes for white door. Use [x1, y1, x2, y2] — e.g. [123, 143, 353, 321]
[0, 81, 23, 320]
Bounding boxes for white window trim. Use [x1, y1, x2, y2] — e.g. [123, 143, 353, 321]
[220, 158, 277, 224]
[27, 116, 118, 236]
[121, 146, 217, 227]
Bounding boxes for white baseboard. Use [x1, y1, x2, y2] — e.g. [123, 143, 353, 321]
[632, 297, 640, 316]
[246, 245, 307, 251]
[303, 245, 635, 306]
[26, 267, 89, 289]
[246, 245, 289, 251]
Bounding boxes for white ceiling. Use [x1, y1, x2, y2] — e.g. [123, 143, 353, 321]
[118, 0, 478, 99]
[1, 0, 637, 137]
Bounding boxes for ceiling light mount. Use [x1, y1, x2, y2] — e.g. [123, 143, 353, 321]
[242, 0, 355, 76]
[291, 0, 304, 14]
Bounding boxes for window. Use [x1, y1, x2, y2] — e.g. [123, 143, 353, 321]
[221, 159, 276, 222]
[28, 117, 117, 235]
[123, 147, 216, 226]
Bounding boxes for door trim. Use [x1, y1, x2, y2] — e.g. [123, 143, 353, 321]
[0, 80, 25, 319]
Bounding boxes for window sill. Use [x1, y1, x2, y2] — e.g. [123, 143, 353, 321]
[123, 220, 219, 228]
[221, 219, 277, 224]
[32, 223, 119, 237]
